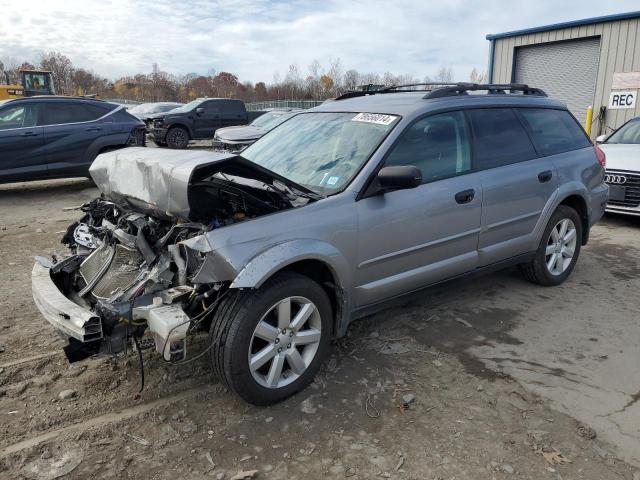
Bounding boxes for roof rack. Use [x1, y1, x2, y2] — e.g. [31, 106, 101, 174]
[334, 82, 457, 101]
[423, 83, 547, 99]
[334, 82, 547, 101]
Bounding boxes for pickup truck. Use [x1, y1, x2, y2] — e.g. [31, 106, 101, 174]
[150, 98, 264, 148]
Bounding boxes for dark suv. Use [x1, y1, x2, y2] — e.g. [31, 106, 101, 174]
[150, 98, 264, 148]
[0, 96, 145, 184]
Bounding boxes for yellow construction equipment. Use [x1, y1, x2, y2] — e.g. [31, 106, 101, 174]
[0, 69, 56, 100]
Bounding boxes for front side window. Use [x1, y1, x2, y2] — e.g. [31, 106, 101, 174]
[606, 119, 640, 144]
[518, 108, 590, 155]
[242, 112, 398, 194]
[385, 111, 471, 183]
[468, 108, 537, 169]
[0, 104, 38, 130]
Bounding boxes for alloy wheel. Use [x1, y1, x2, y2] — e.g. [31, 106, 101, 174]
[545, 218, 577, 276]
[248, 296, 322, 389]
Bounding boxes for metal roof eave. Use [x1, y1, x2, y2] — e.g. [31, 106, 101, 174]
[486, 10, 640, 40]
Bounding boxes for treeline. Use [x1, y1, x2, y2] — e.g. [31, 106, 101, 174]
[1, 52, 486, 103]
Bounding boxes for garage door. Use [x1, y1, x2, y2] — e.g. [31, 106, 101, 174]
[514, 38, 600, 125]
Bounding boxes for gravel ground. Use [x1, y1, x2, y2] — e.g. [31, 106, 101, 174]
[0, 177, 638, 480]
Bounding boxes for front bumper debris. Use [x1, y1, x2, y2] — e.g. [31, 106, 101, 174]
[31, 262, 102, 343]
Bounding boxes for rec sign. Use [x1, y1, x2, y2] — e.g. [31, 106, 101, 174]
[608, 90, 637, 109]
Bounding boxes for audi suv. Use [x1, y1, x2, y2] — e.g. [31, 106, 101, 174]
[597, 116, 640, 216]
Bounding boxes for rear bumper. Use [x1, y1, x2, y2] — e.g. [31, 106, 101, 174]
[31, 262, 102, 343]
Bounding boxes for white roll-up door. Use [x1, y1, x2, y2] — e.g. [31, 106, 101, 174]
[514, 38, 600, 125]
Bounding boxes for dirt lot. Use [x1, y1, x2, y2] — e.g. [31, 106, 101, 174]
[1, 178, 639, 480]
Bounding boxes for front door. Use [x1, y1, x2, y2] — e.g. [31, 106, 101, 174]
[0, 102, 46, 182]
[193, 101, 221, 138]
[355, 110, 482, 307]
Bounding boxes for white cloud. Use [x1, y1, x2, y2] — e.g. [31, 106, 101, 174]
[0, 0, 638, 82]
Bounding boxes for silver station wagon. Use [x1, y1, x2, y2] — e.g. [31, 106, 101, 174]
[32, 83, 608, 404]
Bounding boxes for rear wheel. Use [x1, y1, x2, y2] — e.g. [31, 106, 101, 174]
[166, 127, 189, 149]
[520, 205, 582, 286]
[209, 272, 332, 405]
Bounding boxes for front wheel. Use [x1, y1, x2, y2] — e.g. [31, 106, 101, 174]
[165, 127, 189, 149]
[209, 272, 332, 405]
[520, 205, 582, 286]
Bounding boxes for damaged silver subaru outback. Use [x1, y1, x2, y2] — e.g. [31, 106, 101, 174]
[32, 84, 608, 405]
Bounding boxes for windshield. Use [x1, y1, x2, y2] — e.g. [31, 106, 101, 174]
[250, 111, 295, 130]
[168, 99, 203, 114]
[607, 119, 640, 144]
[241, 112, 399, 194]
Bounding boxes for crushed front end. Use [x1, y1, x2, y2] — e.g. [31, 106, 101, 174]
[31, 148, 316, 367]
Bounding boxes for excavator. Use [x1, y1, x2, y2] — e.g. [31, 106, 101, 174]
[0, 65, 56, 100]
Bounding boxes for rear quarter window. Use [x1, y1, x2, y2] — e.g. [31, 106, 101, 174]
[517, 108, 591, 156]
[42, 102, 110, 125]
[467, 108, 538, 169]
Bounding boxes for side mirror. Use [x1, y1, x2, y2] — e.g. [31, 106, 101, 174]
[595, 134, 607, 144]
[377, 165, 422, 191]
[195, 107, 205, 115]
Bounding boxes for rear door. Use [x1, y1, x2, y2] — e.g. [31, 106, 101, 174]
[220, 100, 247, 128]
[41, 101, 111, 177]
[470, 108, 558, 266]
[355, 110, 482, 306]
[0, 102, 47, 182]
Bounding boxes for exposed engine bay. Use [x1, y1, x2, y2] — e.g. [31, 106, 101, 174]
[37, 151, 317, 375]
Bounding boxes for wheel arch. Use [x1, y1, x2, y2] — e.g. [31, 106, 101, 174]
[229, 240, 352, 338]
[557, 194, 589, 245]
[167, 123, 192, 139]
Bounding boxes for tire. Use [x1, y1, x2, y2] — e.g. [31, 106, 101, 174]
[153, 140, 168, 147]
[165, 127, 189, 149]
[520, 205, 583, 286]
[209, 272, 332, 405]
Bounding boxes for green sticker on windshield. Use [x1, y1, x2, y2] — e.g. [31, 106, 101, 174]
[351, 112, 397, 125]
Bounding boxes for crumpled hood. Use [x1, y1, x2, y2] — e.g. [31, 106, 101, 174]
[599, 143, 640, 172]
[215, 125, 264, 143]
[89, 147, 234, 220]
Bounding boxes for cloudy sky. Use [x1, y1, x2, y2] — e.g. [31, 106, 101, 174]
[0, 0, 638, 82]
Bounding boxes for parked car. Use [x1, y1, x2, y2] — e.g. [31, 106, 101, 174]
[596, 116, 640, 216]
[31, 83, 607, 405]
[128, 102, 183, 126]
[150, 98, 264, 149]
[0, 96, 145, 184]
[212, 108, 302, 152]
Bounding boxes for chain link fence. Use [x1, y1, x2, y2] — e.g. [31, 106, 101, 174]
[245, 100, 325, 111]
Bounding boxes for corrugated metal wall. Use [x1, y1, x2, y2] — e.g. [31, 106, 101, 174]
[490, 17, 640, 138]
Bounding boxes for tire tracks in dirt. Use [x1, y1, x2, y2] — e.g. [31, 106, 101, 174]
[0, 385, 213, 458]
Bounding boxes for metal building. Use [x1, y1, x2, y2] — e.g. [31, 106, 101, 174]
[487, 11, 640, 138]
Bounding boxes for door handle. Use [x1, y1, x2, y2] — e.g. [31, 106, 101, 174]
[85, 127, 102, 132]
[538, 170, 553, 183]
[20, 131, 38, 137]
[454, 189, 475, 204]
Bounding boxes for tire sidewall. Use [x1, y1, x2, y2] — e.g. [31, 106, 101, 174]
[215, 275, 332, 405]
[166, 127, 189, 149]
[534, 206, 583, 285]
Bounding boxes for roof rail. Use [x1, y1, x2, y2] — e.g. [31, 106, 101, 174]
[424, 83, 547, 99]
[334, 82, 458, 101]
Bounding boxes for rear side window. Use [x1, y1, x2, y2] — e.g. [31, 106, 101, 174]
[385, 111, 472, 183]
[225, 100, 245, 114]
[467, 108, 537, 169]
[517, 108, 590, 155]
[41, 103, 108, 125]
